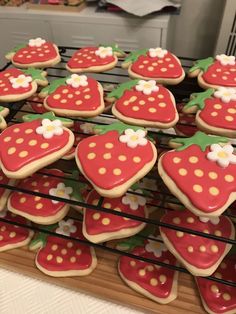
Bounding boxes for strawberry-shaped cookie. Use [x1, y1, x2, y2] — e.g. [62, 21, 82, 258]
[40, 75, 104, 117]
[189, 54, 236, 89]
[8, 169, 73, 225]
[174, 102, 197, 137]
[83, 189, 148, 243]
[196, 253, 236, 314]
[158, 131, 236, 217]
[0, 118, 74, 179]
[184, 88, 236, 138]
[122, 48, 185, 84]
[0, 170, 16, 211]
[0, 68, 47, 102]
[30, 219, 97, 277]
[66, 45, 125, 73]
[26, 93, 48, 114]
[160, 209, 235, 276]
[0, 209, 33, 252]
[106, 80, 178, 128]
[118, 233, 179, 304]
[75, 122, 157, 198]
[5, 38, 60, 68]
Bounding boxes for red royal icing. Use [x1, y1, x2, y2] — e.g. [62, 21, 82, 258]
[0, 170, 13, 198]
[131, 52, 183, 79]
[0, 120, 70, 172]
[27, 93, 48, 114]
[161, 145, 236, 213]
[13, 42, 58, 64]
[76, 130, 155, 190]
[175, 103, 197, 137]
[203, 61, 236, 87]
[160, 210, 233, 269]
[67, 47, 116, 69]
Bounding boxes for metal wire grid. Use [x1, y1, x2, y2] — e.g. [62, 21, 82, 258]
[0, 46, 235, 288]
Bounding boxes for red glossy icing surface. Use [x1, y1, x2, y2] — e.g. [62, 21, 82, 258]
[0, 120, 70, 172]
[9, 169, 68, 217]
[175, 103, 197, 137]
[46, 78, 101, 112]
[161, 145, 236, 213]
[67, 47, 116, 69]
[114, 85, 176, 123]
[196, 254, 236, 313]
[0, 68, 33, 96]
[13, 42, 58, 64]
[37, 221, 94, 271]
[27, 94, 47, 114]
[0, 170, 13, 198]
[203, 61, 236, 87]
[119, 242, 177, 298]
[160, 210, 233, 269]
[199, 97, 236, 130]
[76, 130, 155, 190]
[131, 52, 183, 79]
[0, 211, 31, 248]
[84, 190, 145, 235]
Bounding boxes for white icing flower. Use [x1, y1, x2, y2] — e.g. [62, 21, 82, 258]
[216, 54, 235, 66]
[119, 129, 147, 148]
[0, 208, 7, 218]
[56, 219, 77, 236]
[214, 87, 236, 103]
[36, 119, 63, 139]
[199, 216, 220, 225]
[135, 80, 159, 95]
[139, 178, 158, 191]
[149, 47, 168, 58]
[9, 74, 32, 89]
[207, 144, 236, 167]
[66, 74, 88, 88]
[49, 182, 73, 204]
[122, 189, 146, 210]
[95, 46, 113, 59]
[80, 123, 94, 134]
[145, 235, 167, 258]
[28, 38, 46, 47]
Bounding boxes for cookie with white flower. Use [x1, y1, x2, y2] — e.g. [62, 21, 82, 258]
[0, 68, 48, 102]
[75, 122, 157, 198]
[8, 169, 73, 224]
[5, 38, 60, 68]
[118, 233, 179, 304]
[189, 54, 236, 89]
[122, 47, 185, 84]
[66, 45, 125, 73]
[184, 88, 236, 138]
[83, 189, 148, 243]
[106, 79, 178, 128]
[39, 75, 104, 117]
[30, 219, 97, 277]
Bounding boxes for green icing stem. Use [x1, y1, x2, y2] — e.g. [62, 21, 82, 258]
[63, 171, 86, 202]
[94, 122, 144, 135]
[107, 80, 139, 99]
[7, 43, 27, 55]
[40, 77, 68, 95]
[0, 106, 6, 112]
[99, 43, 125, 55]
[189, 57, 214, 73]
[23, 68, 47, 82]
[29, 224, 57, 249]
[184, 89, 215, 111]
[22, 111, 73, 123]
[123, 49, 149, 64]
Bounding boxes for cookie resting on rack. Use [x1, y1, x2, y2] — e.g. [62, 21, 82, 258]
[118, 233, 179, 304]
[30, 219, 97, 277]
[66, 45, 125, 73]
[188, 54, 236, 89]
[5, 37, 61, 68]
[26, 93, 48, 114]
[0, 68, 48, 102]
[158, 132, 236, 217]
[39, 74, 104, 117]
[122, 47, 185, 84]
[0, 118, 74, 179]
[160, 209, 235, 276]
[75, 122, 157, 198]
[0, 106, 10, 131]
[0, 170, 16, 211]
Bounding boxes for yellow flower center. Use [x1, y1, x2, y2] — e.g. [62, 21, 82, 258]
[16, 78, 25, 84]
[75, 77, 81, 82]
[223, 92, 231, 97]
[151, 241, 161, 250]
[129, 196, 138, 203]
[46, 125, 55, 131]
[144, 83, 151, 89]
[56, 189, 65, 197]
[63, 225, 70, 232]
[217, 151, 228, 158]
[130, 135, 138, 141]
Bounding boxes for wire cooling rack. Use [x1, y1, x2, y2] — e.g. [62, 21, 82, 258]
[0, 46, 236, 291]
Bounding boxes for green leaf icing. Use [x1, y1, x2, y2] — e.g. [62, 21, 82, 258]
[22, 111, 73, 123]
[184, 89, 215, 111]
[7, 43, 27, 55]
[63, 171, 87, 202]
[99, 43, 125, 55]
[23, 68, 47, 82]
[172, 131, 228, 152]
[189, 57, 214, 73]
[107, 80, 139, 99]
[94, 122, 145, 135]
[29, 224, 57, 249]
[123, 49, 149, 64]
[40, 77, 67, 95]
[0, 106, 6, 113]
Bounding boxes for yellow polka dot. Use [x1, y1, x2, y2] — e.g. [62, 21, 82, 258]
[215, 230, 222, 236]
[92, 199, 99, 205]
[159, 102, 166, 108]
[173, 157, 181, 164]
[133, 156, 141, 163]
[179, 168, 187, 176]
[150, 278, 158, 286]
[211, 112, 218, 117]
[70, 256, 76, 263]
[132, 106, 139, 111]
[8, 147, 16, 155]
[193, 184, 203, 193]
[76, 249, 81, 255]
[103, 153, 111, 160]
[158, 94, 164, 99]
[212, 74, 217, 77]
[114, 207, 121, 212]
[225, 115, 234, 122]
[105, 143, 113, 149]
[139, 100, 145, 105]
[143, 60, 149, 64]
[87, 153, 96, 160]
[13, 128, 20, 133]
[123, 100, 129, 106]
[203, 229, 210, 234]
[40, 143, 49, 149]
[67, 242, 73, 248]
[189, 156, 198, 163]
[102, 218, 110, 225]
[152, 62, 158, 66]
[169, 64, 174, 68]
[84, 95, 91, 100]
[138, 65, 144, 69]
[160, 67, 167, 72]
[130, 96, 137, 102]
[68, 94, 73, 99]
[61, 249, 67, 255]
[228, 108, 236, 114]
[98, 167, 106, 175]
[76, 100, 82, 105]
[19, 151, 28, 158]
[35, 196, 41, 201]
[222, 76, 228, 80]
[148, 66, 154, 71]
[149, 107, 157, 113]
[118, 155, 127, 161]
[225, 174, 234, 182]
[4, 73, 10, 77]
[75, 91, 80, 95]
[147, 265, 154, 271]
[20, 197, 26, 203]
[188, 246, 194, 253]
[187, 217, 194, 223]
[199, 245, 206, 252]
[51, 244, 58, 251]
[130, 261, 136, 267]
[113, 168, 121, 175]
[4, 136, 11, 142]
[139, 269, 146, 276]
[36, 203, 43, 209]
[93, 213, 100, 220]
[53, 94, 61, 100]
[89, 142, 96, 148]
[29, 140, 37, 146]
[47, 254, 53, 261]
[148, 97, 155, 102]
[16, 138, 24, 144]
[159, 275, 167, 284]
[0, 226, 6, 232]
[25, 129, 33, 134]
[56, 256, 63, 264]
[214, 104, 222, 110]
[194, 169, 204, 177]
[158, 60, 163, 64]
[211, 245, 219, 253]
[62, 89, 69, 94]
[31, 181, 37, 187]
[209, 172, 218, 180]
[60, 99, 67, 104]
[211, 285, 219, 293]
[43, 182, 50, 187]
[104, 203, 111, 209]
[209, 187, 219, 196]
[176, 231, 184, 237]
[9, 231, 16, 238]
[173, 217, 181, 224]
[223, 293, 231, 301]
